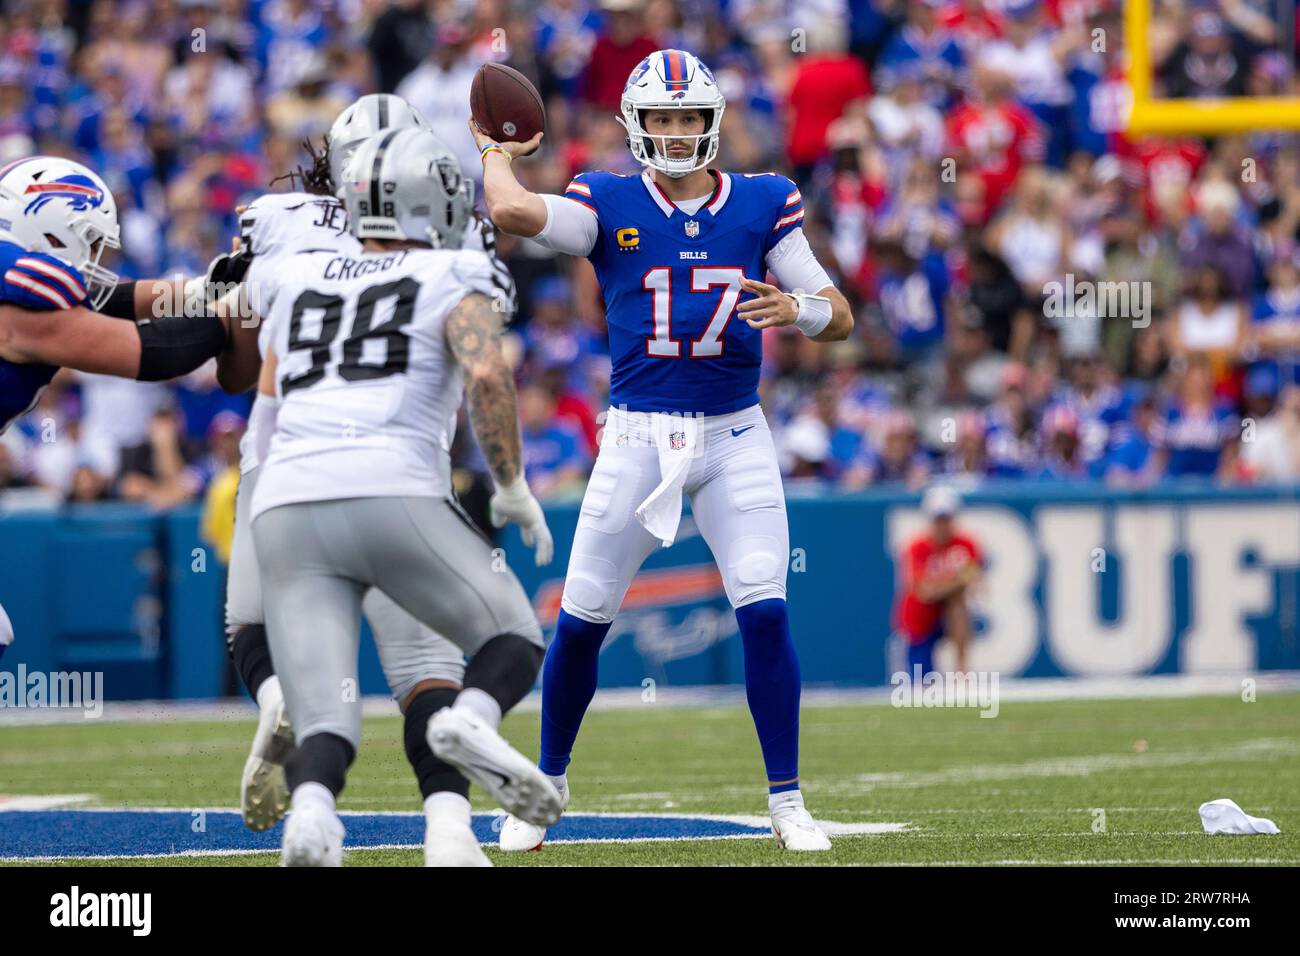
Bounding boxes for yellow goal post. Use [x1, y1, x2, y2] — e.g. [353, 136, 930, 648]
[1125, 0, 1300, 134]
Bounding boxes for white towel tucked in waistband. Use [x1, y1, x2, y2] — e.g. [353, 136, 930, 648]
[633, 412, 701, 547]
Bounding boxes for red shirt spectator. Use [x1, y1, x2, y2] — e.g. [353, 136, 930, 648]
[786, 55, 871, 168]
[581, 1, 658, 110]
[947, 92, 1043, 222]
[893, 529, 983, 641]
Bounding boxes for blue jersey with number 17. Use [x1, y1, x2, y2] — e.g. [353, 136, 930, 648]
[566, 170, 805, 415]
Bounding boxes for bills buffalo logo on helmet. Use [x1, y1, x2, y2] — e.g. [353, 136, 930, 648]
[624, 56, 653, 91]
[23, 174, 105, 215]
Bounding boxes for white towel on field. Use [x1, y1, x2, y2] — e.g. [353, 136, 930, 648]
[1198, 798, 1280, 835]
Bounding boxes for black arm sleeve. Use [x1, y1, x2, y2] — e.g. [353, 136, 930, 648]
[134, 314, 228, 382]
[100, 280, 140, 320]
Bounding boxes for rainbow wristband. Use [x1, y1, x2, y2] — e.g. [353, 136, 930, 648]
[480, 143, 510, 162]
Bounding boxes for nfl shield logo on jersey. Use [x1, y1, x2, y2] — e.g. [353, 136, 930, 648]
[684, 219, 699, 238]
[669, 431, 687, 450]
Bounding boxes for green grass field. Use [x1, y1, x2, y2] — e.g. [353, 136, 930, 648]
[2, 691, 1299, 865]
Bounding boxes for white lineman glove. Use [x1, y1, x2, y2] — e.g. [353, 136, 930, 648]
[489, 475, 554, 566]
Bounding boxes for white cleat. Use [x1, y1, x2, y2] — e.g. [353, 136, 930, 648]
[281, 803, 344, 867]
[426, 708, 563, 828]
[771, 802, 832, 852]
[425, 820, 493, 867]
[499, 777, 568, 851]
[240, 689, 295, 832]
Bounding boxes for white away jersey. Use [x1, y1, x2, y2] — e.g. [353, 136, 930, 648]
[250, 246, 498, 518]
[239, 192, 361, 474]
[237, 194, 515, 474]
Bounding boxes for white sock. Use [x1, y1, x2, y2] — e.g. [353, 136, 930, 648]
[255, 674, 282, 712]
[546, 773, 568, 800]
[424, 791, 472, 827]
[292, 781, 335, 814]
[454, 687, 502, 730]
[769, 789, 804, 813]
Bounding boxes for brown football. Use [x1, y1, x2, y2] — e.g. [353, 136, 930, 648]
[470, 63, 546, 144]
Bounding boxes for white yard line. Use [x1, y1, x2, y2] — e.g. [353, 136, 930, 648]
[3, 672, 1298, 727]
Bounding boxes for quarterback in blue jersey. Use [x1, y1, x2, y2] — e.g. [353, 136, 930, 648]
[476, 48, 852, 852]
[0, 155, 242, 438]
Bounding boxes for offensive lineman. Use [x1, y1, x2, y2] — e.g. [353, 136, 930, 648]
[250, 127, 559, 866]
[476, 49, 853, 852]
[0, 156, 248, 436]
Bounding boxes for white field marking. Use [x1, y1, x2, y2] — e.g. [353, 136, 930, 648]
[0, 794, 94, 810]
[898, 831, 1210, 838]
[0, 804, 903, 830]
[3, 672, 1298, 726]
[886, 859, 1300, 867]
[599, 738, 1299, 803]
[841, 739, 1300, 791]
[0, 815, 910, 862]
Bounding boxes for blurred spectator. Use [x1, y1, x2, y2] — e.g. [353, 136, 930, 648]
[1169, 263, 1248, 384]
[1150, 358, 1240, 480]
[1036, 405, 1090, 479]
[581, 0, 658, 110]
[850, 409, 931, 487]
[397, 19, 482, 176]
[117, 407, 200, 509]
[1250, 255, 1300, 387]
[1180, 178, 1257, 299]
[1103, 392, 1159, 488]
[946, 64, 1044, 224]
[1241, 385, 1300, 482]
[977, 0, 1074, 166]
[519, 384, 589, 499]
[1159, 9, 1250, 100]
[785, 20, 871, 183]
[368, 0, 434, 94]
[875, 0, 963, 108]
[199, 411, 245, 565]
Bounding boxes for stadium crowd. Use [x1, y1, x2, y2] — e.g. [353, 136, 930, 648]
[2, 0, 1300, 514]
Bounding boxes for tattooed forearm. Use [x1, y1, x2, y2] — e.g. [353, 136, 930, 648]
[466, 361, 522, 485]
[446, 292, 522, 485]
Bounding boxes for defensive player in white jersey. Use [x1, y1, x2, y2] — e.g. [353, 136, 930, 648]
[250, 127, 559, 866]
[103, 96, 521, 854]
[227, 95, 520, 839]
[476, 49, 853, 852]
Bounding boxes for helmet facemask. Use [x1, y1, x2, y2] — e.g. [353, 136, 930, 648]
[619, 105, 723, 178]
[619, 104, 724, 179]
[71, 220, 121, 310]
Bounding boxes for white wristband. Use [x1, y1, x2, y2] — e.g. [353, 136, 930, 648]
[494, 473, 532, 502]
[787, 292, 833, 337]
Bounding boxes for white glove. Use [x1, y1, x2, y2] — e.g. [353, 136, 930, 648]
[489, 474, 554, 566]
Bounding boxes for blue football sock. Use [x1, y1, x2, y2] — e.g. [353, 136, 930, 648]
[538, 609, 611, 777]
[734, 598, 802, 794]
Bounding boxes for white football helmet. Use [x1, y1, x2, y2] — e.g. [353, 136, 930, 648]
[0, 156, 120, 309]
[619, 49, 726, 178]
[339, 127, 473, 249]
[327, 94, 432, 191]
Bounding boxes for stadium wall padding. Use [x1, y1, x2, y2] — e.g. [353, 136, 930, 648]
[1, 485, 1297, 700]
